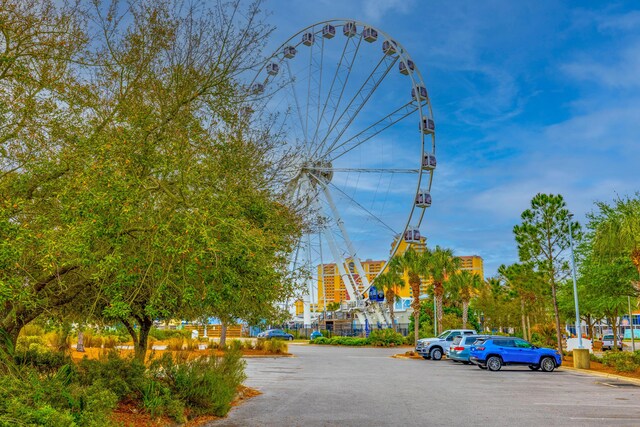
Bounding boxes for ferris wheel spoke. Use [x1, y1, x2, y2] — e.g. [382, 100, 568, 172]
[316, 35, 363, 154]
[325, 101, 417, 162]
[318, 54, 399, 158]
[310, 34, 352, 149]
[285, 61, 309, 144]
[308, 171, 398, 236]
[310, 167, 419, 174]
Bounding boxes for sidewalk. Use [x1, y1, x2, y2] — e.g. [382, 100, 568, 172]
[562, 365, 640, 386]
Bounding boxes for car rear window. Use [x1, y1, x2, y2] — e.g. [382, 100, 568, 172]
[452, 336, 463, 345]
[464, 336, 482, 345]
[472, 337, 488, 345]
[603, 335, 613, 339]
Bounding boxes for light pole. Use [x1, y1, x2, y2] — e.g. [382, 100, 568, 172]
[568, 213, 582, 349]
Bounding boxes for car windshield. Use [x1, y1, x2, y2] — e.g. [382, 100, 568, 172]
[437, 331, 450, 339]
[603, 335, 613, 339]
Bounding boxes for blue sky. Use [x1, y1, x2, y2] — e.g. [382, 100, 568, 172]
[262, 0, 640, 278]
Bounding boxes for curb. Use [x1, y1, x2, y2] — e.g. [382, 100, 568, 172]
[561, 365, 640, 385]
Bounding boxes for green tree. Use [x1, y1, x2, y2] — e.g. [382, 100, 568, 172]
[423, 246, 460, 333]
[375, 257, 406, 331]
[513, 193, 580, 351]
[446, 270, 482, 329]
[498, 263, 543, 340]
[394, 248, 428, 344]
[591, 194, 640, 276]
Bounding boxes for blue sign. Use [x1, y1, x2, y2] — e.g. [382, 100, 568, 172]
[365, 318, 370, 337]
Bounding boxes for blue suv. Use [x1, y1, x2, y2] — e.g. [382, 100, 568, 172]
[469, 337, 562, 372]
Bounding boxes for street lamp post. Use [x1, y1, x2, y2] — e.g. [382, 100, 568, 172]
[568, 213, 582, 349]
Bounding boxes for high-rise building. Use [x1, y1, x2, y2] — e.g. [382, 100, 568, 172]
[458, 255, 484, 279]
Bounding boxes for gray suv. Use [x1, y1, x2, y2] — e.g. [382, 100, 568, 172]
[416, 329, 477, 360]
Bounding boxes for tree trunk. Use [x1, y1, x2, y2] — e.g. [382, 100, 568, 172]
[462, 300, 469, 329]
[388, 302, 396, 332]
[550, 281, 563, 352]
[134, 316, 153, 362]
[520, 298, 527, 340]
[434, 282, 444, 333]
[220, 322, 228, 348]
[526, 315, 532, 341]
[76, 331, 85, 352]
[121, 318, 139, 350]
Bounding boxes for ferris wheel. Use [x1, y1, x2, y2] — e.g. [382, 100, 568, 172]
[248, 20, 436, 326]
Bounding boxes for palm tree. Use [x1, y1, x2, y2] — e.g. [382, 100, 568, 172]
[424, 246, 461, 333]
[592, 195, 640, 276]
[395, 248, 429, 344]
[447, 270, 482, 329]
[375, 258, 406, 331]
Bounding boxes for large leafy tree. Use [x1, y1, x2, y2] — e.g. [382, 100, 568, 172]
[0, 0, 303, 361]
[513, 193, 580, 351]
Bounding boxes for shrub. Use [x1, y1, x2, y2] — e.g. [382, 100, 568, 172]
[167, 338, 185, 351]
[264, 339, 288, 354]
[15, 335, 46, 353]
[602, 351, 640, 372]
[254, 339, 265, 351]
[184, 338, 199, 351]
[310, 337, 330, 345]
[149, 328, 190, 341]
[44, 331, 70, 352]
[77, 351, 147, 400]
[14, 347, 71, 374]
[102, 335, 118, 349]
[149, 350, 246, 417]
[590, 353, 603, 363]
[368, 329, 404, 347]
[0, 363, 118, 426]
[21, 324, 45, 337]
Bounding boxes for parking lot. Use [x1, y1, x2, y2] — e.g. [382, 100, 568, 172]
[209, 344, 640, 426]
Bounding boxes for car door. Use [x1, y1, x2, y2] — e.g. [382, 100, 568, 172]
[513, 339, 538, 363]
[494, 339, 517, 362]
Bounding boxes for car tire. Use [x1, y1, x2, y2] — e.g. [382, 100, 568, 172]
[486, 356, 502, 371]
[529, 365, 540, 371]
[430, 347, 443, 361]
[288, 336, 293, 341]
[540, 357, 556, 372]
[478, 365, 487, 370]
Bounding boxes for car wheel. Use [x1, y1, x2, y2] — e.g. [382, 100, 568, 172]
[478, 365, 487, 370]
[486, 356, 502, 371]
[528, 365, 540, 371]
[288, 336, 293, 341]
[430, 348, 443, 361]
[540, 357, 556, 372]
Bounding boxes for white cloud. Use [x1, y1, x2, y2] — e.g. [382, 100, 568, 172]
[362, 0, 415, 23]
[561, 42, 640, 89]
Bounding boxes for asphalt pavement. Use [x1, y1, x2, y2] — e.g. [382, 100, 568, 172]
[208, 344, 640, 427]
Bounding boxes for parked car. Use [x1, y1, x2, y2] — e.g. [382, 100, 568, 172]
[416, 329, 477, 360]
[448, 335, 490, 363]
[600, 334, 624, 351]
[469, 337, 562, 372]
[258, 329, 294, 340]
[310, 331, 323, 340]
